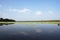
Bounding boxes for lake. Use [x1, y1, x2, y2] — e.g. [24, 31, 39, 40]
[0, 23, 60, 40]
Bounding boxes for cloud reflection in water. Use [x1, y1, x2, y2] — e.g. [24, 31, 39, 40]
[10, 32, 28, 36]
[35, 29, 42, 33]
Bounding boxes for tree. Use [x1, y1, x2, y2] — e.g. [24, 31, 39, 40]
[0, 18, 3, 21]
[0, 18, 16, 22]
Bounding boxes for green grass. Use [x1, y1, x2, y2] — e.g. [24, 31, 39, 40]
[16, 22, 60, 24]
[0, 22, 60, 24]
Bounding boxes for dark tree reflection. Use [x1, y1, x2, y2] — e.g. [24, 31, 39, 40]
[0, 23, 14, 26]
[57, 24, 60, 26]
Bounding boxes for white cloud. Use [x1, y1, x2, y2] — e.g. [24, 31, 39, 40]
[9, 8, 31, 13]
[9, 9, 17, 11]
[47, 11, 54, 18]
[35, 11, 42, 16]
[20, 8, 30, 13]
[0, 4, 2, 7]
[48, 11, 53, 15]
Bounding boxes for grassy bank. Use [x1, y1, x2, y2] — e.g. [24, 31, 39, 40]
[0, 22, 60, 24]
[16, 22, 60, 24]
[0, 22, 15, 24]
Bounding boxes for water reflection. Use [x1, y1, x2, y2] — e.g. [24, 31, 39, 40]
[0, 24, 60, 40]
[0, 23, 14, 26]
[57, 24, 60, 26]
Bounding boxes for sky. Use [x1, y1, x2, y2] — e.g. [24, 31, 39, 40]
[0, 0, 60, 21]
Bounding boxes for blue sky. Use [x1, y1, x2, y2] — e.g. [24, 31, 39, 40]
[0, 0, 60, 21]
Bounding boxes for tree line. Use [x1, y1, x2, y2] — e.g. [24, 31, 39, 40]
[0, 18, 16, 22]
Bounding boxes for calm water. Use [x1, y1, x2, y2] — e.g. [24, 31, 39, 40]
[0, 23, 60, 40]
